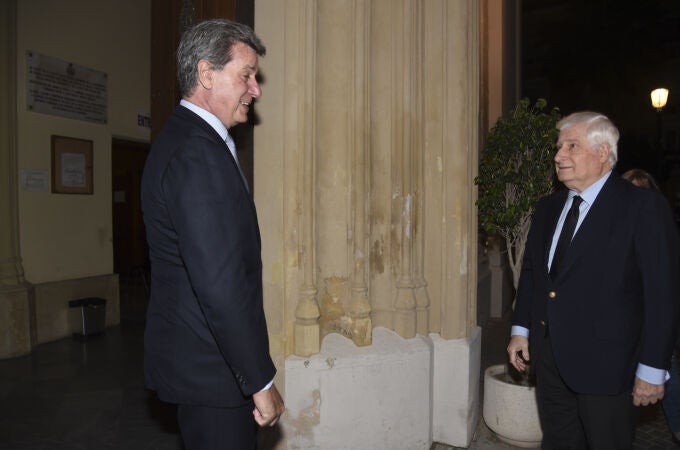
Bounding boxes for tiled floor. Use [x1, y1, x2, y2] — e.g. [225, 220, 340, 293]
[0, 323, 184, 450]
[0, 278, 677, 449]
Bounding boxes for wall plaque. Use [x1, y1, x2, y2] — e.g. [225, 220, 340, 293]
[26, 51, 107, 124]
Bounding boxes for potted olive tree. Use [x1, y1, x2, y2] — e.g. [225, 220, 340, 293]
[475, 98, 560, 448]
[476, 97, 560, 291]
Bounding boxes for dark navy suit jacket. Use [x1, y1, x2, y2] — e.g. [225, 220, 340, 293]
[141, 105, 275, 407]
[514, 174, 680, 395]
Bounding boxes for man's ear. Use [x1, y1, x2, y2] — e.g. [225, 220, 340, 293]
[598, 143, 611, 163]
[197, 60, 213, 90]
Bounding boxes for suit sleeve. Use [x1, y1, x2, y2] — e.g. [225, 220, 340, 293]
[635, 191, 680, 371]
[162, 137, 275, 395]
[513, 205, 543, 331]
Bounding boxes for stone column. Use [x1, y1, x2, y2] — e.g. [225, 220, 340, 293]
[346, 0, 372, 346]
[256, 0, 482, 447]
[389, 0, 417, 339]
[0, 0, 35, 359]
[422, 0, 479, 341]
[423, 2, 481, 446]
[257, 0, 479, 353]
[290, 0, 321, 358]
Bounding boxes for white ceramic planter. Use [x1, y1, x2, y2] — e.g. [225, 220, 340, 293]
[483, 364, 543, 448]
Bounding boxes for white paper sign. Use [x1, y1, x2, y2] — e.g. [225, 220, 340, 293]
[20, 169, 49, 192]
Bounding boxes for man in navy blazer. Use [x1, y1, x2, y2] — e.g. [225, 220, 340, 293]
[508, 111, 679, 449]
[141, 19, 284, 449]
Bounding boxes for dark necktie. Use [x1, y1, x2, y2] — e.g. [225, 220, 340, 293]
[550, 195, 583, 279]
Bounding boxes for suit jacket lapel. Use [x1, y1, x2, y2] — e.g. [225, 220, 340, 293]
[174, 106, 261, 243]
[543, 189, 569, 279]
[555, 175, 620, 280]
[177, 105, 256, 203]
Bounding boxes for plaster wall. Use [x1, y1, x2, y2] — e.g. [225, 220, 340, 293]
[15, 0, 150, 284]
[0, 0, 151, 352]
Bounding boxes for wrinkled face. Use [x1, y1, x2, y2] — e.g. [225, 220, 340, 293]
[554, 122, 610, 192]
[202, 42, 261, 129]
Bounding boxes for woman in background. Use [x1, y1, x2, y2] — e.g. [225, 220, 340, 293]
[622, 168, 661, 191]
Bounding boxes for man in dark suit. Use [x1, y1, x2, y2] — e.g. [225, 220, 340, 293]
[507, 111, 680, 449]
[141, 19, 284, 450]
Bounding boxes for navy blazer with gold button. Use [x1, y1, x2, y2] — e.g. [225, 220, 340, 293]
[141, 105, 275, 407]
[513, 173, 680, 395]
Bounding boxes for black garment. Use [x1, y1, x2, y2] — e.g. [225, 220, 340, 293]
[550, 196, 583, 279]
[141, 105, 275, 407]
[537, 334, 637, 450]
[177, 402, 257, 450]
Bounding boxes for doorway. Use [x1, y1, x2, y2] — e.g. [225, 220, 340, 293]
[112, 138, 150, 323]
[150, 0, 256, 190]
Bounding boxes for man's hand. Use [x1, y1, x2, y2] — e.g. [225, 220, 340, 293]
[508, 335, 530, 373]
[632, 377, 664, 406]
[253, 383, 285, 427]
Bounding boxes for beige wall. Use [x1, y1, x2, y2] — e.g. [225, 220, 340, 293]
[16, 0, 150, 284]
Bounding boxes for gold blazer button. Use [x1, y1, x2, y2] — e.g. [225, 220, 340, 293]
[548, 291, 556, 298]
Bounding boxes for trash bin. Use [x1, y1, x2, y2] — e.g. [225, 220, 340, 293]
[69, 297, 106, 337]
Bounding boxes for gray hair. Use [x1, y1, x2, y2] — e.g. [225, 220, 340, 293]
[177, 19, 266, 97]
[557, 111, 620, 168]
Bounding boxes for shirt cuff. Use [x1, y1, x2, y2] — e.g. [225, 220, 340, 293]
[259, 378, 274, 392]
[636, 363, 669, 384]
[511, 325, 530, 337]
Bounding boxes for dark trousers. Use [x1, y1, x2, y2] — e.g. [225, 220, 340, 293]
[662, 353, 680, 434]
[177, 401, 257, 450]
[536, 335, 637, 450]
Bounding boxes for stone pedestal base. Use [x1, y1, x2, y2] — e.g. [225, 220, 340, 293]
[0, 284, 35, 359]
[431, 327, 482, 447]
[283, 327, 481, 449]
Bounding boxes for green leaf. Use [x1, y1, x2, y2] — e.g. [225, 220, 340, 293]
[475, 98, 560, 239]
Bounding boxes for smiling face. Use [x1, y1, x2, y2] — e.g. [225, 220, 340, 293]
[554, 121, 611, 193]
[191, 41, 261, 129]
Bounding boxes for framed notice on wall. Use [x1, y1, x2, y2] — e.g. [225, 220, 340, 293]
[51, 135, 93, 194]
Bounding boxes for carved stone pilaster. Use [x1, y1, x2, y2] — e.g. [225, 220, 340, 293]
[394, 282, 417, 338]
[291, 0, 321, 357]
[347, 0, 372, 346]
[319, 276, 346, 336]
[0, 257, 24, 286]
[348, 285, 371, 346]
[0, 0, 35, 359]
[294, 285, 320, 357]
[411, 0, 430, 336]
[415, 280, 430, 335]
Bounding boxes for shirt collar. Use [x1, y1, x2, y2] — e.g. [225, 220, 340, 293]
[568, 171, 611, 206]
[179, 99, 230, 142]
